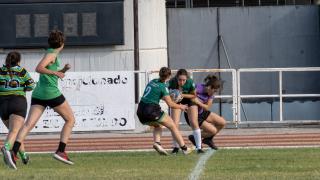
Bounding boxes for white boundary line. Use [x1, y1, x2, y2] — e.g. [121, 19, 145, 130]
[12, 145, 320, 154]
[188, 149, 216, 180]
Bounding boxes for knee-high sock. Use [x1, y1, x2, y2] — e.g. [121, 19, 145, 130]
[193, 129, 202, 150]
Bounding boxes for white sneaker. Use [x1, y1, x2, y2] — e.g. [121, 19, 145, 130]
[1, 147, 17, 170]
[153, 143, 168, 156]
[182, 147, 193, 155]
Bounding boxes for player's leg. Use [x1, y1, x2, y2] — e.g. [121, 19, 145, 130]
[170, 108, 182, 153]
[52, 100, 75, 165]
[160, 114, 192, 155]
[187, 105, 202, 151]
[152, 125, 168, 155]
[202, 112, 226, 150]
[1, 114, 24, 169]
[205, 112, 226, 134]
[2, 118, 29, 165]
[12, 105, 45, 157]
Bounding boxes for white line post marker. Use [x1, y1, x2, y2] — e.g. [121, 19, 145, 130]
[188, 149, 216, 180]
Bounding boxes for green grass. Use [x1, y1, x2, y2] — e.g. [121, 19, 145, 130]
[202, 148, 320, 180]
[0, 148, 319, 180]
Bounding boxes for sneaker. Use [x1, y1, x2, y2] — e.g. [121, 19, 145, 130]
[188, 135, 196, 147]
[153, 143, 168, 156]
[1, 147, 17, 170]
[19, 152, 30, 165]
[197, 149, 205, 154]
[171, 147, 179, 154]
[53, 151, 74, 165]
[202, 137, 218, 150]
[182, 147, 193, 155]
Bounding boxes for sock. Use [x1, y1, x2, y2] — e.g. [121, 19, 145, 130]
[4, 141, 11, 150]
[57, 142, 67, 153]
[172, 140, 179, 148]
[193, 129, 202, 150]
[180, 145, 187, 151]
[155, 142, 161, 145]
[205, 136, 214, 140]
[12, 141, 21, 155]
[18, 151, 27, 159]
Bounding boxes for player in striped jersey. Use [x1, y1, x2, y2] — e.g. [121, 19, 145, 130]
[0, 51, 35, 169]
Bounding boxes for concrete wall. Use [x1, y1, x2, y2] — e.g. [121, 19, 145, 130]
[167, 6, 320, 121]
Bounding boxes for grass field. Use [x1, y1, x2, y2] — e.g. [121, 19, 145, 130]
[0, 148, 319, 180]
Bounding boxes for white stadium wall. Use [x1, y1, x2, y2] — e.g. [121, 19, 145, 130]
[0, 0, 168, 133]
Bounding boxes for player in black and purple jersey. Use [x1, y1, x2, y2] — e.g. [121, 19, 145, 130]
[185, 74, 226, 150]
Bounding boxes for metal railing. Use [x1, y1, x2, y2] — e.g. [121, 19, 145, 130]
[140, 67, 320, 126]
[166, 0, 315, 8]
[237, 67, 320, 124]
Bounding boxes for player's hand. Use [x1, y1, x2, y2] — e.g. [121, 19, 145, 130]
[63, 64, 71, 71]
[180, 104, 188, 112]
[60, 64, 71, 73]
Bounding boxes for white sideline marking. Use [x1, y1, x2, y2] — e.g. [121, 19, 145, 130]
[3, 145, 319, 155]
[188, 149, 216, 180]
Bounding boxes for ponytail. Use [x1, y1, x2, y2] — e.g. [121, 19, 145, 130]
[5, 51, 21, 78]
[204, 74, 222, 90]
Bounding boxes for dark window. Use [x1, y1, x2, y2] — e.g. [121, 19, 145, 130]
[0, 0, 124, 48]
[166, 0, 187, 8]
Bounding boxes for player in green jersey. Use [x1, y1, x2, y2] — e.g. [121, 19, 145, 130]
[168, 69, 203, 154]
[12, 30, 75, 166]
[0, 51, 35, 169]
[137, 67, 192, 155]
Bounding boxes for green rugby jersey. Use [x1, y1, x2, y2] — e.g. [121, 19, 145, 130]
[168, 77, 195, 94]
[0, 65, 35, 96]
[140, 79, 169, 105]
[32, 48, 62, 100]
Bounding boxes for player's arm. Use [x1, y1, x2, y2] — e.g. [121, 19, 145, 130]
[35, 53, 65, 78]
[22, 70, 35, 91]
[181, 79, 197, 99]
[181, 90, 196, 99]
[163, 95, 188, 111]
[193, 98, 213, 111]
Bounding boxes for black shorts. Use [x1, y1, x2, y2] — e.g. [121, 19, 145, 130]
[137, 101, 165, 125]
[184, 110, 211, 127]
[31, 94, 66, 108]
[179, 98, 197, 107]
[0, 95, 27, 120]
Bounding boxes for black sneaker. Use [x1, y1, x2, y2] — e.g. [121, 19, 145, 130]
[197, 149, 205, 154]
[171, 147, 179, 154]
[188, 135, 196, 147]
[20, 152, 30, 165]
[202, 137, 218, 150]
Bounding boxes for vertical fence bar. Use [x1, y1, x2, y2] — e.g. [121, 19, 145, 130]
[279, 71, 283, 122]
[237, 70, 241, 124]
[232, 69, 238, 125]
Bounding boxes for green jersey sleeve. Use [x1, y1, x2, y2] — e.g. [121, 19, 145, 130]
[22, 70, 35, 91]
[161, 86, 169, 98]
